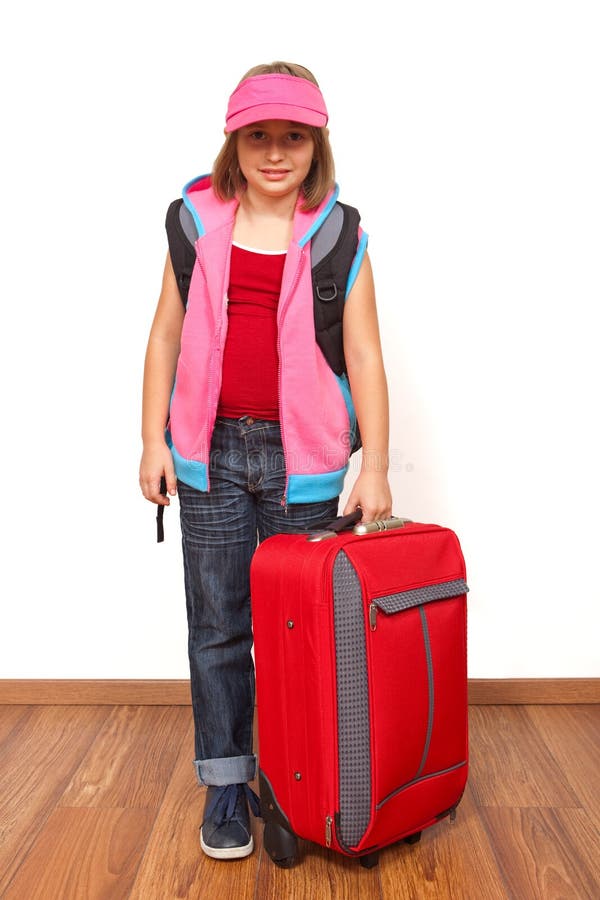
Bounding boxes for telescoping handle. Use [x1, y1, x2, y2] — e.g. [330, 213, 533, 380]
[306, 510, 412, 542]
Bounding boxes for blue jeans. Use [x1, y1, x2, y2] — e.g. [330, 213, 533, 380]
[178, 415, 339, 787]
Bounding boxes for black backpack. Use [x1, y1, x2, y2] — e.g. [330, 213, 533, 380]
[165, 197, 361, 377]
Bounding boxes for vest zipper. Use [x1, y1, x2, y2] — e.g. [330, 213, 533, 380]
[197, 232, 232, 492]
[194, 249, 214, 492]
[276, 247, 305, 511]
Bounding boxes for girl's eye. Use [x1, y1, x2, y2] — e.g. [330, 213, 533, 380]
[244, 129, 308, 143]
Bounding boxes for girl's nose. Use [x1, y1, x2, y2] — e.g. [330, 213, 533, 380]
[265, 140, 285, 162]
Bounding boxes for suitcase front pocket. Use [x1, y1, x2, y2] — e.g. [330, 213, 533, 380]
[367, 578, 469, 833]
[333, 551, 468, 852]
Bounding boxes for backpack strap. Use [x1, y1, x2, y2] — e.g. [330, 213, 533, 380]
[156, 476, 167, 542]
[165, 199, 197, 307]
[311, 202, 361, 376]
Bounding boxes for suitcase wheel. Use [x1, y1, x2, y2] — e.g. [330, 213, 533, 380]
[403, 830, 422, 845]
[359, 851, 379, 869]
[264, 821, 299, 868]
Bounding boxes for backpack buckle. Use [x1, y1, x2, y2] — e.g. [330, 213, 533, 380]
[316, 282, 338, 302]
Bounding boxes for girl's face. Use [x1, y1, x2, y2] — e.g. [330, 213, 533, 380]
[236, 120, 315, 202]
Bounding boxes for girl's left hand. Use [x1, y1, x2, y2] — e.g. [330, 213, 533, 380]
[343, 470, 393, 523]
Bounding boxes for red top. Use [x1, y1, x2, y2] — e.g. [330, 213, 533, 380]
[217, 243, 286, 420]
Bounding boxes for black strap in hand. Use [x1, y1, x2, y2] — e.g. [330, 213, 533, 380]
[156, 476, 167, 543]
[308, 507, 362, 534]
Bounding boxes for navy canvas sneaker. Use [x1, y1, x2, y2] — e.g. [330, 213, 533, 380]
[200, 783, 261, 860]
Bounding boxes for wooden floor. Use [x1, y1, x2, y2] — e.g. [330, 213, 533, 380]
[0, 704, 598, 899]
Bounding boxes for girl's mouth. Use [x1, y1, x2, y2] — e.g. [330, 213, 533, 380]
[260, 169, 290, 181]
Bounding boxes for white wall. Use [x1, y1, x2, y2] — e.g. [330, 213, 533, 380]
[1, 1, 598, 678]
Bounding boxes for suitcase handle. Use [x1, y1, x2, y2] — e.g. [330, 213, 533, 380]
[307, 510, 412, 542]
[305, 508, 363, 542]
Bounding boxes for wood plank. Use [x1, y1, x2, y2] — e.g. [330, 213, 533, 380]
[2, 807, 155, 900]
[0, 679, 191, 705]
[527, 705, 600, 823]
[255, 839, 382, 900]
[59, 705, 191, 808]
[0, 704, 33, 744]
[468, 706, 580, 808]
[2, 678, 599, 706]
[0, 706, 110, 895]
[128, 719, 262, 900]
[469, 679, 600, 704]
[2, 704, 598, 899]
[480, 806, 600, 899]
[379, 783, 508, 899]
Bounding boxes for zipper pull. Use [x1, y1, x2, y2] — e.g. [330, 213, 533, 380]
[325, 815, 333, 847]
[449, 807, 457, 824]
[369, 602, 378, 631]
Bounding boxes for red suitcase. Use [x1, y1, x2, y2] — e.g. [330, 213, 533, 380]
[250, 514, 469, 868]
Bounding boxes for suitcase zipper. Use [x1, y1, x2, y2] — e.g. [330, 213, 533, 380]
[369, 601, 378, 631]
[325, 815, 333, 847]
[369, 582, 468, 634]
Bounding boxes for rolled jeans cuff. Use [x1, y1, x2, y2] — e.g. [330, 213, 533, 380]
[194, 754, 257, 787]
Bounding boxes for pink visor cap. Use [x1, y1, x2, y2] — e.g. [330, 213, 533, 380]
[225, 74, 328, 133]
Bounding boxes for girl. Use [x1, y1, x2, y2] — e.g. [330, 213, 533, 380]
[139, 61, 392, 860]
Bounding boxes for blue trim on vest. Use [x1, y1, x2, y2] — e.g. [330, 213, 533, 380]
[166, 429, 208, 491]
[346, 231, 368, 297]
[335, 372, 358, 453]
[182, 174, 209, 239]
[298, 183, 340, 248]
[287, 466, 348, 503]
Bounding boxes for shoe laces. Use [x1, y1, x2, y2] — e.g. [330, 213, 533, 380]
[204, 783, 261, 826]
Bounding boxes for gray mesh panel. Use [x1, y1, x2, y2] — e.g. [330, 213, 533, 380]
[178, 202, 199, 244]
[311, 203, 344, 266]
[333, 550, 371, 848]
[374, 578, 468, 614]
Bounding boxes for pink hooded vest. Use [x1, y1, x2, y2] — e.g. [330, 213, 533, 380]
[166, 175, 368, 504]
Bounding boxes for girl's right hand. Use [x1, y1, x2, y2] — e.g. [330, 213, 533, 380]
[139, 441, 177, 505]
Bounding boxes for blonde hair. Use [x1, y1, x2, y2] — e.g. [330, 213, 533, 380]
[212, 61, 335, 211]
